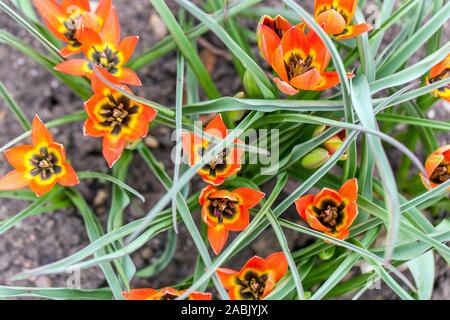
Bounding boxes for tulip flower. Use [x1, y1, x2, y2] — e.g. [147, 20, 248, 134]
[216, 252, 288, 300]
[420, 145, 450, 190]
[123, 287, 212, 300]
[295, 178, 358, 240]
[182, 114, 244, 186]
[426, 53, 450, 102]
[54, 7, 141, 86]
[0, 116, 79, 196]
[257, 20, 353, 95]
[314, 0, 373, 39]
[33, 0, 112, 57]
[199, 185, 265, 254]
[83, 67, 157, 168]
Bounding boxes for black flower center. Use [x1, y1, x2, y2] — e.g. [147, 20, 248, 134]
[63, 15, 82, 48]
[313, 199, 345, 231]
[91, 46, 120, 73]
[199, 144, 230, 177]
[430, 160, 450, 184]
[208, 197, 237, 225]
[98, 94, 139, 135]
[29, 147, 61, 181]
[236, 272, 269, 300]
[287, 52, 313, 80]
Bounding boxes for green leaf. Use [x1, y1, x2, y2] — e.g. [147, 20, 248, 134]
[377, 1, 450, 77]
[148, 0, 221, 99]
[77, 171, 145, 202]
[0, 82, 31, 130]
[174, 0, 274, 98]
[351, 75, 401, 262]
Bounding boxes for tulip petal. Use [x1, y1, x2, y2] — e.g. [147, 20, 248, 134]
[4, 145, 34, 171]
[233, 187, 265, 208]
[315, 187, 343, 205]
[265, 252, 288, 282]
[119, 36, 139, 64]
[314, 0, 333, 20]
[208, 226, 229, 255]
[216, 267, 237, 288]
[189, 292, 212, 300]
[32, 115, 53, 146]
[307, 28, 331, 71]
[116, 68, 142, 86]
[84, 118, 106, 137]
[337, 200, 358, 231]
[95, 0, 113, 23]
[123, 288, 157, 300]
[317, 9, 347, 35]
[294, 194, 315, 220]
[102, 136, 125, 168]
[78, 26, 103, 55]
[0, 170, 29, 191]
[181, 132, 201, 166]
[58, 164, 79, 187]
[226, 206, 249, 232]
[257, 24, 281, 64]
[429, 54, 450, 78]
[199, 185, 217, 206]
[271, 45, 289, 83]
[337, 0, 358, 23]
[33, 0, 65, 33]
[91, 65, 122, 94]
[339, 178, 358, 203]
[205, 114, 228, 139]
[335, 23, 373, 40]
[273, 77, 299, 95]
[100, 7, 120, 46]
[281, 24, 310, 61]
[290, 68, 322, 90]
[54, 59, 91, 77]
[313, 71, 354, 91]
[59, 45, 83, 58]
[330, 228, 350, 240]
[29, 179, 56, 197]
[242, 255, 267, 273]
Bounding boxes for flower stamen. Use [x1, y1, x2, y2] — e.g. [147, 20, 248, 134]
[430, 160, 450, 183]
[287, 52, 312, 79]
[237, 273, 268, 300]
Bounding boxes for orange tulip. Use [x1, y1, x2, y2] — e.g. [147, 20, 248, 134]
[182, 114, 244, 186]
[54, 7, 141, 86]
[199, 185, 265, 255]
[0, 115, 79, 196]
[216, 252, 288, 300]
[123, 287, 212, 300]
[257, 20, 353, 95]
[426, 53, 450, 102]
[420, 145, 450, 190]
[83, 67, 157, 168]
[314, 0, 373, 39]
[295, 178, 358, 240]
[33, 0, 112, 57]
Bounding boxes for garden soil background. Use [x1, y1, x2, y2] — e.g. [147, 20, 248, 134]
[0, 0, 448, 299]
